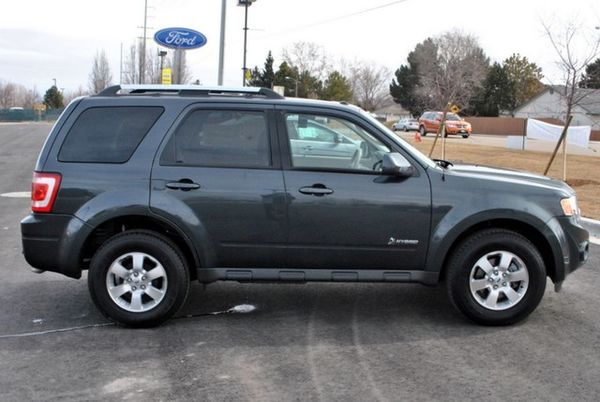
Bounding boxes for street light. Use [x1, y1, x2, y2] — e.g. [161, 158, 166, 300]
[285, 76, 299, 97]
[158, 50, 167, 84]
[238, 0, 257, 86]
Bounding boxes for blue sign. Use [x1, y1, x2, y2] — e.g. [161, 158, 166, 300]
[154, 27, 207, 50]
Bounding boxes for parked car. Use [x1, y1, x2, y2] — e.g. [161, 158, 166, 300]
[393, 118, 419, 132]
[419, 111, 472, 138]
[21, 85, 589, 327]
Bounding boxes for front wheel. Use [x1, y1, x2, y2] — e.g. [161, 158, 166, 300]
[462, 134, 469, 139]
[446, 229, 546, 326]
[88, 230, 190, 327]
[419, 126, 427, 136]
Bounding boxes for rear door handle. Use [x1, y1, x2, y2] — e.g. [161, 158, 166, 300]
[299, 185, 333, 196]
[166, 179, 200, 191]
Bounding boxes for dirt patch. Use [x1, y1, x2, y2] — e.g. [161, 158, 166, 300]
[405, 136, 600, 219]
[566, 179, 600, 187]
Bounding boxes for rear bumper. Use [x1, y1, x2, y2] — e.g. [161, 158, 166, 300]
[21, 213, 91, 279]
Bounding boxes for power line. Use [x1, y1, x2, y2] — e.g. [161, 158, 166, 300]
[254, 0, 410, 40]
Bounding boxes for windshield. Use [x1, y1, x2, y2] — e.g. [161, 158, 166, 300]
[359, 110, 437, 169]
[446, 113, 461, 121]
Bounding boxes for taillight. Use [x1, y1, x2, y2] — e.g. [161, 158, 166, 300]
[31, 172, 61, 213]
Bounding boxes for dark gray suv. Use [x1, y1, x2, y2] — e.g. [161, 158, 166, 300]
[21, 85, 589, 327]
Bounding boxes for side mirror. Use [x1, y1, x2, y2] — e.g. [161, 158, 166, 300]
[382, 153, 415, 177]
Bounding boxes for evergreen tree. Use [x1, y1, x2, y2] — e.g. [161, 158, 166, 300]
[320, 71, 353, 101]
[43, 85, 64, 109]
[273, 62, 299, 97]
[248, 51, 276, 88]
[579, 58, 600, 89]
[471, 63, 513, 116]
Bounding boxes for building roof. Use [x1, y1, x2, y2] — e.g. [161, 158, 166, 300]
[514, 85, 600, 115]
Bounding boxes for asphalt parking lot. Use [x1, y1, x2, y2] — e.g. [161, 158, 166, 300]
[1, 123, 599, 401]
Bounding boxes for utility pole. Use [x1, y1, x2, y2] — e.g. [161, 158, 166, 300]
[139, 0, 148, 84]
[218, 0, 227, 85]
[119, 42, 123, 84]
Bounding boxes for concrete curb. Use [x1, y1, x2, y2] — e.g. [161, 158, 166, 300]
[581, 217, 600, 245]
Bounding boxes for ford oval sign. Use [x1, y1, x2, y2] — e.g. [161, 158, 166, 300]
[154, 27, 207, 50]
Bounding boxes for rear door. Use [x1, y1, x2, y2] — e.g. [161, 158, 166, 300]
[277, 107, 432, 271]
[150, 104, 288, 268]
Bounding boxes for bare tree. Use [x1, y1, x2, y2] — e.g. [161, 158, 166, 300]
[88, 49, 113, 94]
[418, 30, 489, 110]
[63, 86, 88, 105]
[345, 61, 391, 111]
[282, 41, 329, 80]
[122, 43, 139, 84]
[0, 81, 18, 108]
[21, 86, 41, 108]
[542, 19, 600, 121]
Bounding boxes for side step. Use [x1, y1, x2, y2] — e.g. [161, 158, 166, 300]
[197, 268, 439, 285]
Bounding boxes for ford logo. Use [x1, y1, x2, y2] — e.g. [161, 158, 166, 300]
[154, 27, 207, 50]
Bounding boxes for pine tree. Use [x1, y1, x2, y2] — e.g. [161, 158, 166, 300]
[43, 86, 64, 109]
[579, 58, 600, 89]
[320, 71, 353, 102]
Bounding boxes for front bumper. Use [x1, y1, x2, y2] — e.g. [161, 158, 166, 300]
[21, 213, 90, 279]
[548, 216, 589, 283]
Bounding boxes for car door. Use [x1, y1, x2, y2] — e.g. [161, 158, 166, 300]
[277, 108, 432, 271]
[150, 104, 288, 268]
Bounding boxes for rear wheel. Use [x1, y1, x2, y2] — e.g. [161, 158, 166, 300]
[88, 230, 190, 327]
[446, 229, 546, 325]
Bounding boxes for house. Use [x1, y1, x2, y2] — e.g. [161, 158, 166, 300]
[513, 85, 600, 131]
[373, 103, 412, 122]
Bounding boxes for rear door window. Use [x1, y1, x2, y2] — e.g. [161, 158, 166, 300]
[160, 109, 271, 168]
[58, 106, 163, 163]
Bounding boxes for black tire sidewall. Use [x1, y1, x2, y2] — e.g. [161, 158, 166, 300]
[88, 231, 189, 327]
[447, 230, 546, 325]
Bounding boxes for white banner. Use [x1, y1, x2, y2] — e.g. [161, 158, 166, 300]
[526, 118, 591, 148]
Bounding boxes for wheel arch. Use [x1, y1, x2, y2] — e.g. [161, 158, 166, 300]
[79, 214, 201, 280]
[435, 218, 559, 284]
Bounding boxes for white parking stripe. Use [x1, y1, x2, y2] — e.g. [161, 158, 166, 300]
[0, 192, 31, 198]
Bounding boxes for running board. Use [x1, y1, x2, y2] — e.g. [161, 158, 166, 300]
[196, 268, 439, 285]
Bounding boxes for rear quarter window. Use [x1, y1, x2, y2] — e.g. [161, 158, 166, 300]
[58, 106, 164, 163]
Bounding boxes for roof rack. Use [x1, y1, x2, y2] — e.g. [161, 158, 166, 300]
[97, 84, 284, 99]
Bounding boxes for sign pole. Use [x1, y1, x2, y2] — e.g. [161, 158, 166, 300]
[562, 131, 568, 181]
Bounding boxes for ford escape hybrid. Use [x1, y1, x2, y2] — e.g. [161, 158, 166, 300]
[21, 85, 589, 327]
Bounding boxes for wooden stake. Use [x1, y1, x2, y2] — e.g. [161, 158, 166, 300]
[428, 103, 451, 158]
[543, 115, 573, 176]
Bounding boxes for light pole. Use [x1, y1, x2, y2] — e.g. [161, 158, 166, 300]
[238, 0, 257, 86]
[52, 78, 57, 88]
[218, 0, 227, 85]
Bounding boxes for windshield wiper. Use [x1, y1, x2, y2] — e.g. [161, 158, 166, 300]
[433, 159, 453, 168]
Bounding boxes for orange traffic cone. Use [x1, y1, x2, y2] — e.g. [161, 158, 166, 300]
[414, 131, 422, 143]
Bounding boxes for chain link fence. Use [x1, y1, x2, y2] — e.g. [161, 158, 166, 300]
[0, 108, 64, 122]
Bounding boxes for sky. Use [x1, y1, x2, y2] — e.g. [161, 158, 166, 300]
[1, 0, 599, 94]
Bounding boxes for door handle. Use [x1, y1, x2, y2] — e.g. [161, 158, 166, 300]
[299, 185, 333, 196]
[166, 180, 201, 191]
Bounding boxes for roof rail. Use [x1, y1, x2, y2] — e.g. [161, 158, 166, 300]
[97, 84, 284, 99]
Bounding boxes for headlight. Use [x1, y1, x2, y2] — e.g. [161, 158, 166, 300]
[560, 196, 579, 216]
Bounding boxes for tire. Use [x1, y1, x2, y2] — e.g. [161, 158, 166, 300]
[88, 230, 190, 327]
[419, 126, 427, 136]
[404, 127, 408, 132]
[462, 134, 469, 139]
[446, 229, 546, 326]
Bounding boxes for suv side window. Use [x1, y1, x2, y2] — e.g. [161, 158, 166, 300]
[285, 113, 391, 172]
[58, 106, 164, 163]
[160, 109, 271, 168]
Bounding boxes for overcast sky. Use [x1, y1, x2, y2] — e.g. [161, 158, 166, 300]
[1, 0, 599, 94]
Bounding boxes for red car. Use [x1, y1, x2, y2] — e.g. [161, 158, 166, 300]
[418, 111, 471, 138]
